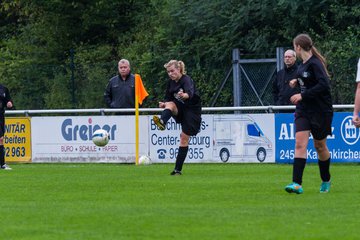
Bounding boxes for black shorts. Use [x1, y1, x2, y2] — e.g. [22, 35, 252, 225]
[173, 101, 202, 136]
[295, 111, 333, 140]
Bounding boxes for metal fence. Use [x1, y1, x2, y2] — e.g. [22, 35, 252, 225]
[211, 47, 356, 108]
[211, 48, 280, 107]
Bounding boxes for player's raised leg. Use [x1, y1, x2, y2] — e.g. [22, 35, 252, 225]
[153, 101, 177, 131]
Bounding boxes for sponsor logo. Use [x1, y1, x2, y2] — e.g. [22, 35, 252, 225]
[61, 118, 117, 141]
[340, 116, 360, 145]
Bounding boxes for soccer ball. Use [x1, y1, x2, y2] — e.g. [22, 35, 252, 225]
[138, 155, 152, 165]
[92, 129, 110, 147]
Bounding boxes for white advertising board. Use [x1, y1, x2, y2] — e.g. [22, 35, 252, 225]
[149, 115, 213, 163]
[31, 116, 148, 163]
[212, 114, 275, 163]
[31, 114, 275, 163]
[149, 114, 275, 163]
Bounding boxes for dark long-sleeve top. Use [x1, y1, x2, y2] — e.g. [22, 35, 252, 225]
[0, 84, 13, 114]
[296, 55, 333, 113]
[104, 73, 135, 108]
[272, 64, 299, 105]
[163, 74, 201, 108]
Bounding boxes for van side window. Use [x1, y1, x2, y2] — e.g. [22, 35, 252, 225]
[247, 124, 260, 137]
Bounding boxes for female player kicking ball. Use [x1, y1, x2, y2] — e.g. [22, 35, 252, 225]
[285, 34, 333, 194]
[153, 60, 202, 175]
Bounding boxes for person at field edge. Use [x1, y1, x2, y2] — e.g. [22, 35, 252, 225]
[0, 84, 14, 170]
[104, 59, 137, 115]
[153, 60, 202, 175]
[285, 34, 333, 194]
[272, 49, 299, 112]
[352, 58, 360, 128]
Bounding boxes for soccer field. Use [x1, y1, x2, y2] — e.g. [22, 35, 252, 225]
[1, 163, 359, 239]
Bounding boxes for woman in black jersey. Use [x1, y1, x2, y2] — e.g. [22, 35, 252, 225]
[0, 84, 14, 170]
[153, 60, 202, 175]
[285, 34, 333, 194]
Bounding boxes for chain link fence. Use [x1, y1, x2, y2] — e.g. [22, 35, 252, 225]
[220, 48, 355, 110]
[239, 61, 277, 106]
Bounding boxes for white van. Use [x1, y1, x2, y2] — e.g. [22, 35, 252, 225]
[213, 115, 273, 163]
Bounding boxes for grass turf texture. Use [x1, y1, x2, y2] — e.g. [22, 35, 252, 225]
[1, 163, 359, 240]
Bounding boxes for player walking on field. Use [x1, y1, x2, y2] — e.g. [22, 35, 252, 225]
[285, 34, 333, 194]
[0, 84, 14, 170]
[153, 60, 202, 175]
[352, 58, 360, 127]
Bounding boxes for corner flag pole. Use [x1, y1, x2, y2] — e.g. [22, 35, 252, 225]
[135, 92, 140, 165]
[134, 74, 149, 165]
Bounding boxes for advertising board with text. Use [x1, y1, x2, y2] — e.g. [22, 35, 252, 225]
[149, 114, 275, 163]
[275, 112, 360, 163]
[31, 116, 148, 163]
[30, 114, 276, 163]
[149, 115, 213, 163]
[5, 117, 31, 162]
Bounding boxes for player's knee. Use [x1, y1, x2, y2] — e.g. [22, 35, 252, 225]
[294, 142, 306, 152]
[314, 142, 327, 153]
[179, 132, 190, 146]
[164, 102, 175, 110]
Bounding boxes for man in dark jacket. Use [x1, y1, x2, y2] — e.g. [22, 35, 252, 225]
[104, 59, 136, 114]
[272, 49, 299, 112]
[0, 84, 14, 170]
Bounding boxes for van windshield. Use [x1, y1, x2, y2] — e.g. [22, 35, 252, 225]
[247, 123, 264, 137]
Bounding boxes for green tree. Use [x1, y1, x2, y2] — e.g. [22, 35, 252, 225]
[1, 0, 359, 110]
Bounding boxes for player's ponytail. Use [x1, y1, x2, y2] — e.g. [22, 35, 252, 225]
[177, 61, 186, 75]
[311, 46, 330, 77]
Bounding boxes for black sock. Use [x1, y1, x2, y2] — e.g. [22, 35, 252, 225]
[175, 146, 189, 172]
[0, 145, 4, 166]
[293, 158, 306, 185]
[161, 109, 172, 125]
[318, 158, 331, 182]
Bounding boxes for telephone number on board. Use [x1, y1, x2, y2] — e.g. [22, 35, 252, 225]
[169, 147, 204, 160]
[279, 150, 294, 159]
[5, 147, 26, 157]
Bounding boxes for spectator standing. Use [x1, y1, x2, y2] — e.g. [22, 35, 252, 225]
[104, 59, 136, 114]
[272, 49, 299, 112]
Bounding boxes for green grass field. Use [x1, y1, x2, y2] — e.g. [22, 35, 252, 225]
[1, 163, 359, 240]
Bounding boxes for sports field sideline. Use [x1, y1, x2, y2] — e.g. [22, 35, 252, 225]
[1, 163, 359, 239]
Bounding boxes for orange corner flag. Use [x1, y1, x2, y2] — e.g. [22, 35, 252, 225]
[135, 74, 149, 105]
[135, 73, 149, 165]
